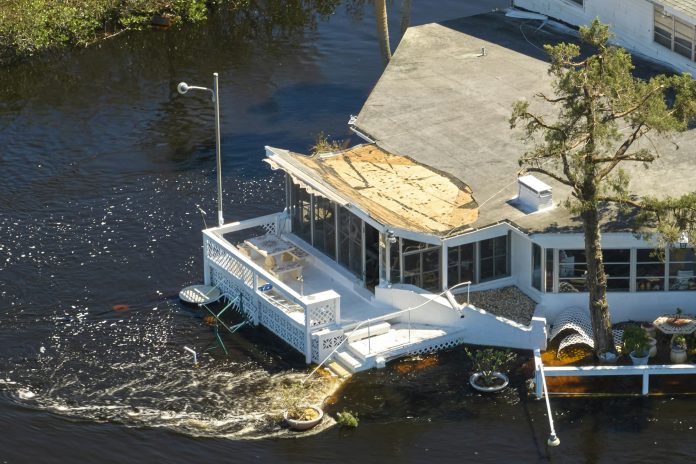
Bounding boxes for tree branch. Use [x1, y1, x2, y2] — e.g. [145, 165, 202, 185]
[595, 195, 644, 209]
[523, 167, 576, 188]
[597, 124, 649, 179]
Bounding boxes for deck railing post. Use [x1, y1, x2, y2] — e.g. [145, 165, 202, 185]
[203, 235, 211, 286]
[642, 370, 649, 396]
[304, 305, 312, 364]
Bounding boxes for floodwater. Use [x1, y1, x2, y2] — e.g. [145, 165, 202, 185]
[1, 1, 695, 462]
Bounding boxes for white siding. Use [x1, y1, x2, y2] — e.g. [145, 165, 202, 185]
[514, 0, 696, 75]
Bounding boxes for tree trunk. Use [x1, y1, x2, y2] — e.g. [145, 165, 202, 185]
[374, 0, 391, 65]
[581, 206, 615, 357]
[399, 0, 412, 39]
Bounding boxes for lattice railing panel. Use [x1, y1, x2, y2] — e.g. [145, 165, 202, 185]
[209, 266, 259, 324]
[259, 297, 306, 354]
[311, 330, 346, 363]
[308, 303, 336, 328]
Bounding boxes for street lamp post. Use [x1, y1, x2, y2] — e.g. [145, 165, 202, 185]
[177, 72, 224, 227]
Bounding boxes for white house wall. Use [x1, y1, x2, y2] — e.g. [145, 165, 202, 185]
[513, 0, 696, 76]
[537, 292, 696, 324]
[511, 230, 539, 301]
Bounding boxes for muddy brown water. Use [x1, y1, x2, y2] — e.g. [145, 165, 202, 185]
[1, 1, 696, 462]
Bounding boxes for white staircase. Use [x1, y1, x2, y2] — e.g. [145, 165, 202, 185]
[329, 321, 467, 374]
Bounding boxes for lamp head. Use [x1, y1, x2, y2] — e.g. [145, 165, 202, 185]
[177, 82, 190, 95]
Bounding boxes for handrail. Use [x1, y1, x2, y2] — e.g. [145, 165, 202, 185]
[301, 281, 472, 384]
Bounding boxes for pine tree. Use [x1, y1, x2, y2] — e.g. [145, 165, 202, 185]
[510, 20, 696, 357]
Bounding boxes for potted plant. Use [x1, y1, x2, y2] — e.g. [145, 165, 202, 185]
[622, 324, 650, 365]
[465, 347, 515, 393]
[671, 335, 688, 363]
[277, 382, 324, 431]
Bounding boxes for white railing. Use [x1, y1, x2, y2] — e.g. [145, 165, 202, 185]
[533, 349, 696, 397]
[202, 213, 340, 363]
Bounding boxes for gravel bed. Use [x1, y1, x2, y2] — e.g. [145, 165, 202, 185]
[455, 286, 536, 326]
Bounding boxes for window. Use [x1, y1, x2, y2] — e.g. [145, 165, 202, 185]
[448, 243, 475, 289]
[402, 239, 441, 292]
[567, 0, 583, 6]
[558, 249, 587, 292]
[290, 181, 311, 244]
[312, 196, 336, 259]
[389, 237, 401, 284]
[545, 248, 554, 292]
[636, 249, 665, 291]
[337, 206, 363, 278]
[669, 248, 696, 291]
[603, 249, 630, 292]
[479, 235, 509, 282]
[532, 243, 542, 291]
[654, 6, 696, 61]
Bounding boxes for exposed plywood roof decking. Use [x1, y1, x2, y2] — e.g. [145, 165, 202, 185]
[267, 144, 479, 236]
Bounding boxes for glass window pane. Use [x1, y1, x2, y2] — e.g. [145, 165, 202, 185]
[602, 249, 629, 262]
[670, 248, 695, 262]
[637, 249, 662, 262]
[637, 262, 665, 277]
[390, 239, 401, 284]
[480, 238, 494, 259]
[532, 244, 542, 291]
[607, 279, 630, 292]
[494, 255, 508, 278]
[669, 277, 696, 291]
[480, 258, 493, 281]
[545, 248, 554, 292]
[637, 278, 664, 291]
[605, 263, 630, 278]
[559, 278, 587, 292]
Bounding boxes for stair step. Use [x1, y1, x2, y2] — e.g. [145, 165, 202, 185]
[325, 361, 351, 379]
[346, 322, 391, 343]
[335, 349, 362, 371]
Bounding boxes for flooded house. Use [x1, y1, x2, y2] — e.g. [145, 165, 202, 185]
[200, 11, 696, 379]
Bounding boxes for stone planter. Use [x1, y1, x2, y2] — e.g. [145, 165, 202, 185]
[469, 372, 509, 393]
[284, 406, 324, 431]
[670, 347, 688, 364]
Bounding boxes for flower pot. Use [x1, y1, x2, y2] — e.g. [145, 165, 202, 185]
[284, 406, 323, 431]
[647, 337, 657, 358]
[670, 347, 688, 364]
[629, 351, 649, 366]
[469, 372, 509, 393]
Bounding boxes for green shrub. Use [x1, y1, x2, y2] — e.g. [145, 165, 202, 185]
[336, 410, 359, 428]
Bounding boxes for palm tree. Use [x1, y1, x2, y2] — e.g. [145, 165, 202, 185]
[374, 0, 391, 64]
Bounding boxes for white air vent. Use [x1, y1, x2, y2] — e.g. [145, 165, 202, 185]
[517, 175, 553, 212]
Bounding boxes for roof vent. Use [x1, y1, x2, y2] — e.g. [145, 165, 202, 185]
[517, 175, 553, 212]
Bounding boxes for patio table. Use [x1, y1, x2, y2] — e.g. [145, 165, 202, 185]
[653, 314, 696, 335]
[244, 234, 296, 269]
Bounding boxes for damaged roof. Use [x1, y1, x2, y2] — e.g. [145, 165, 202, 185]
[266, 144, 479, 236]
[352, 11, 696, 234]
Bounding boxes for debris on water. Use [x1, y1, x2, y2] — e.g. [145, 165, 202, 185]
[112, 304, 129, 312]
